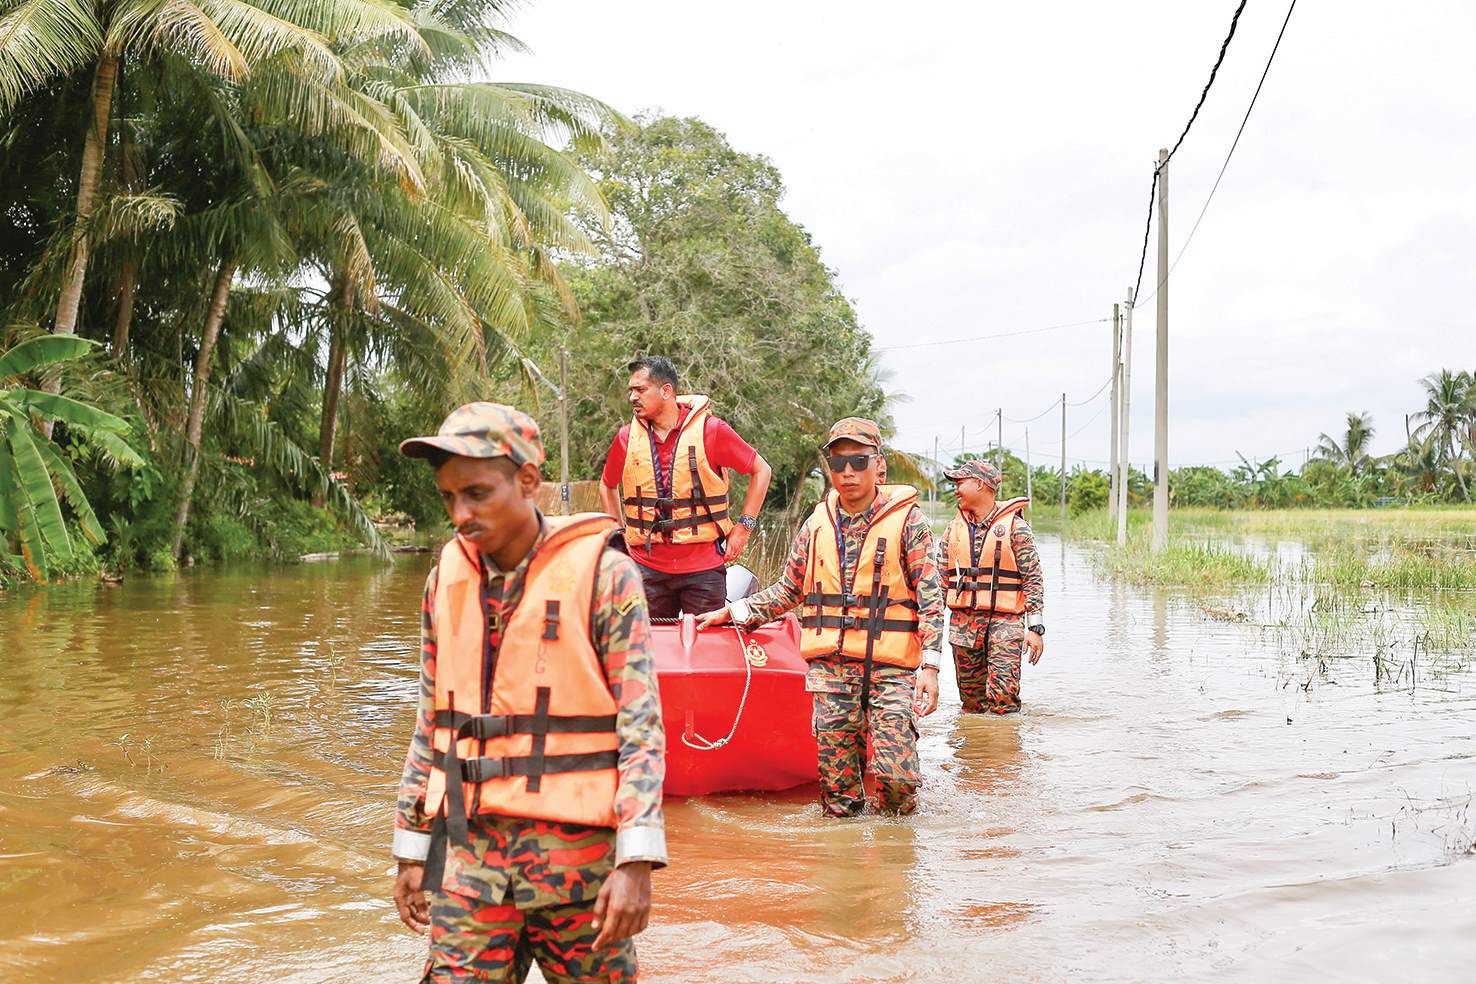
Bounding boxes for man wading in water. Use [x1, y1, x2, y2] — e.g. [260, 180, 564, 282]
[392, 403, 666, 983]
[698, 417, 943, 816]
[938, 459, 1045, 713]
[600, 356, 772, 617]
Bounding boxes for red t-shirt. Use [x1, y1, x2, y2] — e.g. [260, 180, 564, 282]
[602, 410, 758, 574]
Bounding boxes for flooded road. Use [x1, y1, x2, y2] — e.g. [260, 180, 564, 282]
[2, 536, 1473, 982]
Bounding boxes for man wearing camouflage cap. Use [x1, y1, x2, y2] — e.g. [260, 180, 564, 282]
[939, 458, 1046, 714]
[699, 417, 944, 817]
[391, 402, 666, 982]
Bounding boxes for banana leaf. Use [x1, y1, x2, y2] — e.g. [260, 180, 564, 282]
[0, 337, 97, 380]
[4, 412, 72, 571]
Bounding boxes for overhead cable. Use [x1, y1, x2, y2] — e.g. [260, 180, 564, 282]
[1136, 0, 1299, 308]
[1130, 0, 1250, 303]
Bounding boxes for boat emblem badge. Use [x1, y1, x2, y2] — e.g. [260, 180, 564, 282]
[744, 641, 769, 667]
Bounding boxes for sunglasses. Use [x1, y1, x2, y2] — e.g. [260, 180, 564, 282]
[826, 452, 876, 473]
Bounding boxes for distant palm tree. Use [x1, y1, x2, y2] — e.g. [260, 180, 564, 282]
[1411, 369, 1474, 502]
[1315, 411, 1376, 475]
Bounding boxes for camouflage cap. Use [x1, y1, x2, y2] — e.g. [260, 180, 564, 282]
[944, 458, 1001, 490]
[398, 402, 545, 466]
[823, 416, 882, 450]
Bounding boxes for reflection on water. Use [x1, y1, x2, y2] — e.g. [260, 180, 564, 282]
[1, 537, 1474, 983]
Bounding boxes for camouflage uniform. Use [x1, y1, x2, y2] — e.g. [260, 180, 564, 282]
[940, 463, 1045, 715]
[736, 471, 944, 817]
[396, 403, 666, 983]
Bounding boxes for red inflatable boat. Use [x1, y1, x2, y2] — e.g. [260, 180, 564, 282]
[651, 613, 818, 796]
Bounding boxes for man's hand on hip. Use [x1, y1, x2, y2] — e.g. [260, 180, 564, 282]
[723, 524, 751, 560]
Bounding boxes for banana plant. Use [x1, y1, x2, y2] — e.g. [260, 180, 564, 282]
[0, 335, 141, 579]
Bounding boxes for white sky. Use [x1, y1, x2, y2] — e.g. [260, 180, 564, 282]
[498, 0, 1476, 469]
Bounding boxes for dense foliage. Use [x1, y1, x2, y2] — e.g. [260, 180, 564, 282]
[941, 369, 1476, 514]
[494, 115, 895, 523]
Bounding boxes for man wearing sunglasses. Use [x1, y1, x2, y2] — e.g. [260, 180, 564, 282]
[698, 417, 943, 817]
[939, 459, 1045, 714]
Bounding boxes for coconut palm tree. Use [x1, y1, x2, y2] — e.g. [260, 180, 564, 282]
[1411, 369, 1474, 502]
[1315, 411, 1376, 475]
[0, 0, 420, 341]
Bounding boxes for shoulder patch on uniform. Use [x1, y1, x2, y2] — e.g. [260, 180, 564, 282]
[613, 593, 640, 618]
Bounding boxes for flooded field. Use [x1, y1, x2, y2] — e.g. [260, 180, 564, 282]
[2, 532, 1473, 982]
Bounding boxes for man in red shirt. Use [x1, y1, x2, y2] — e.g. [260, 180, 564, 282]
[599, 356, 772, 619]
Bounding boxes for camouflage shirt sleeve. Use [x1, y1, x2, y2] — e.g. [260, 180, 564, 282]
[590, 545, 668, 867]
[1013, 519, 1045, 617]
[903, 505, 945, 655]
[392, 567, 439, 861]
[738, 521, 812, 625]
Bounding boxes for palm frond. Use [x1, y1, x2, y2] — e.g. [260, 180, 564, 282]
[0, 0, 101, 109]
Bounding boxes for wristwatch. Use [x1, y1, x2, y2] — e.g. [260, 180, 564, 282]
[1028, 623, 1045, 636]
[736, 514, 758, 531]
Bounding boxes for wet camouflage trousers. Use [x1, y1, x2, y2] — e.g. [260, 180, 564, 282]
[422, 891, 636, 983]
[953, 616, 1025, 714]
[812, 673, 920, 817]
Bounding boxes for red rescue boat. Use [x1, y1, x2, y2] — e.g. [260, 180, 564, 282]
[651, 612, 818, 796]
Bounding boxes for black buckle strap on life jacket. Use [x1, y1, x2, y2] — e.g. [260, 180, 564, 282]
[433, 709, 617, 738]
[443, 688, 471, 855]
[803, 591, 920, 611]
[800, 613, 920, 633]
[525, 686, 551, 793]
[624, 509, 731, 532]
[422, 814, 448, 893]
[860, 538, 888, 714]
[622, 493, 729, 508]
[437, 691, 618, 848]
[456, 750, 619, 783]
[542, 601, 560, 641]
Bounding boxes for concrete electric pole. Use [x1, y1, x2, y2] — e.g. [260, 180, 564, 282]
[1152, 148, 1170, 554]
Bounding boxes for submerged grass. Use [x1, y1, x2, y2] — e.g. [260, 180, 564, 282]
[1040, 505, 1476, 663]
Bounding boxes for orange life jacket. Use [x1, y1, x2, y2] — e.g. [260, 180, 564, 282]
[425, 514, 621, 845]
[799, 485, 923, 674]
[942, 498, 1030, 615]
[620, 395, 732, 549]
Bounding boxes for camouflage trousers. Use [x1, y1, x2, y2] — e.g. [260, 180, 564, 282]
[423, 891, 636, 983]
[812, 672, 920, 817]
[953, 617, 1025, 714]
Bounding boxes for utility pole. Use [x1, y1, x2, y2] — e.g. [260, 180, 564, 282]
[1152, 148, 1170, 554]
[932, 434, 939, 512]
[559, 348, 571, 515]
[1108, 303, 1121, 522]
[1025, 427, 1034, 514]
[996, 408, 1003, 473]
[1117, 288, 1135, 546]
[1059, 392, 1067, 519]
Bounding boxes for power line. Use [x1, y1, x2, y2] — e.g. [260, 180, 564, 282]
[1136, 0, 1299, 308]
[1130, 0, 1251, 303]
[874, 317, 1107, 352]
[1067, 376, 1112, 407]
[1003, 396, 1062, 425]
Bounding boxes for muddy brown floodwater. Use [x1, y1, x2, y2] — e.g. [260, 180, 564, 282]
[2, 536, 1474, 982]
